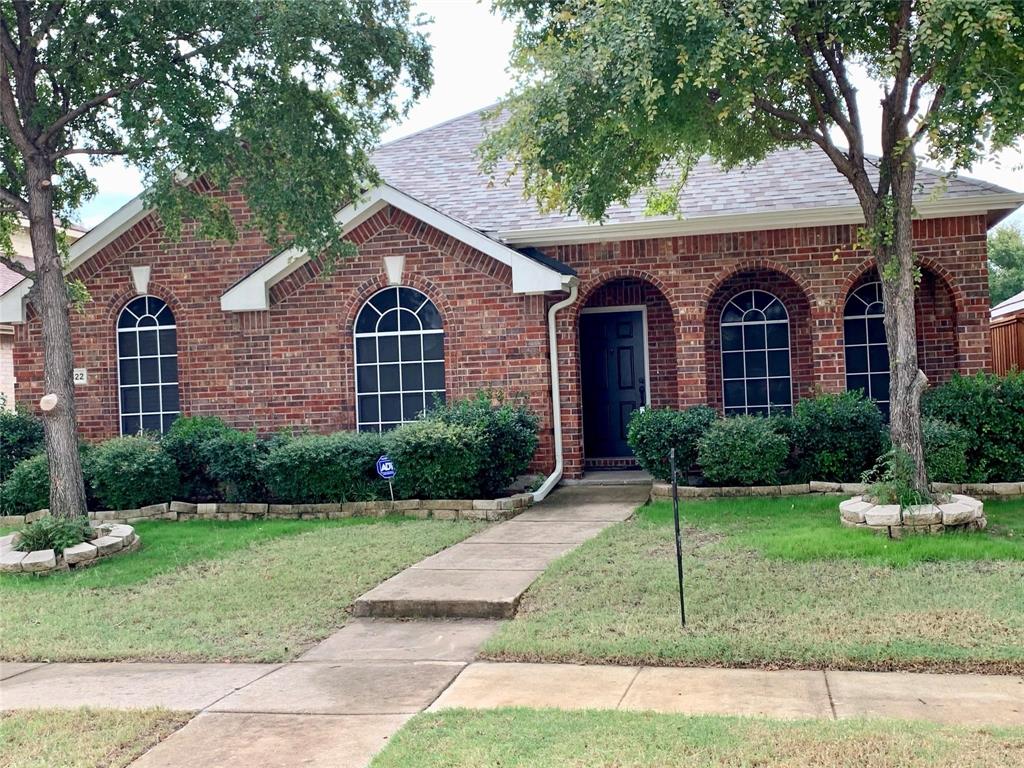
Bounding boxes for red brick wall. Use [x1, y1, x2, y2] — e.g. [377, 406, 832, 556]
[12, 193, 555, 471]
[547, 216, 990, 477]
[12, 196, 990, 482]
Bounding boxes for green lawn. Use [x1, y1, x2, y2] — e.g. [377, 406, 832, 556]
[483, 496, 1024, 672]
[0, 517, 480, 662]
[0, 708, 190, 768]
[371, 709, 1024, 768]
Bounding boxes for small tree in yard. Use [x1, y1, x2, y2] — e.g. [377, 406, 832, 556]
[0, 1, 431, 518]
[484, 0, 1024, 493]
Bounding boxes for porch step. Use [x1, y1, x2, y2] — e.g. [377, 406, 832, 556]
[562, 470, 654, 487]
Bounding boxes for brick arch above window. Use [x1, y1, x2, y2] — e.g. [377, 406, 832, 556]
[700, 258, 817, 310]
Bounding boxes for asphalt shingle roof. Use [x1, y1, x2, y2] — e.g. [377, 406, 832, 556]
[373, 106, 1019, 236]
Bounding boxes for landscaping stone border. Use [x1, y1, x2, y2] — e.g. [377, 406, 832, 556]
[650, 481, 1024, 501]
[839, 494, 986, 536]
[0, 523, 139, 574]
[0, 493, 535, 528]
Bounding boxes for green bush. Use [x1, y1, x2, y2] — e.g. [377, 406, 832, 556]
[922, 372, 1024, 482]
[264, 431, 389, 504]
[14, 515, 91, 553]
[428, 392, 539, 496]
[626, 406, 718, 482]
[697, 416, 789, 486]
[202, 428, 268, 502]
[0, 404, 45, 485]
[922, 417, 972, 484]
[789, 392, 885, 482]
[0, 453, 50, 516]
[160, 416, 233, 501]
[88, 436, 180, 510]
[388, 419, 483, 500]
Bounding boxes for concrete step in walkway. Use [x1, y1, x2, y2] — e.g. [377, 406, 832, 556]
[432, 662, 1024, 728]
[351, 485, 647, 619]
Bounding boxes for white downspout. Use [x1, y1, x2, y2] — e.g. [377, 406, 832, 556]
[533, 281, 579, 502]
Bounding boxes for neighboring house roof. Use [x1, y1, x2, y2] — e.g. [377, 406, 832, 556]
[0, 222, 84, 321]
[992, 289, 1024, 319]
[373, 107, 1024, 245]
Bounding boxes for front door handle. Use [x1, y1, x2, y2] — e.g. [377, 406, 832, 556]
[638, 376, 646, 406]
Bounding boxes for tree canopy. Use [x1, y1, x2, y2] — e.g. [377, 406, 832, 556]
[484, 0, 1024, 222]
[990, 224, 1024, 306]
[0, 0, 432, 276]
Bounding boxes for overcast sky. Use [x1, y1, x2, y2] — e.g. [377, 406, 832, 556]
[75, 0, 1023, 230]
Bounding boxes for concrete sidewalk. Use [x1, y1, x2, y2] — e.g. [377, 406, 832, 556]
[351, 485, 646, 619]
[432, 661, 1024, 727]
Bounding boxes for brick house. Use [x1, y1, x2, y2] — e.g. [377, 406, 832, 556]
[1, 109, 1022, 484]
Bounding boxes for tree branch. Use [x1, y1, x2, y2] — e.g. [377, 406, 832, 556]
[0, 55, 33, 155]
[30, 1, 65, 48]
[38, 42, 221, 147]
[0, 250, 34, 279]
[51, 146, 128, 160]
[0, 15, 20, 65]
[0, 184, 28, 215]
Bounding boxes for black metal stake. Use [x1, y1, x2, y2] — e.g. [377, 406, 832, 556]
[670, 447, 686, 627]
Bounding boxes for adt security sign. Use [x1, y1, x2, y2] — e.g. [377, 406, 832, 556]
[376, 456, 396, 480]
[377, 455, 396, 504]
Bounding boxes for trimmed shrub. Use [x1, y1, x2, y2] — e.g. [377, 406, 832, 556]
[789, 392, 885, 482]
[14, 516, 91, 553]
[627, 406, 718, 482]
[922, 372, 1024, 482]
[922, 417, 972, 484]
[388, 419, 484, 500]
[160, 416, 234, 501]
[697, 416, 789, 486]
[428, 392, 539, 496]
[264, 431, 389, 504]
[88, 436, 180, 510]
[0, 404, 45, 485]
[0, 453, 50, 516]
[203, 428, 268, 502]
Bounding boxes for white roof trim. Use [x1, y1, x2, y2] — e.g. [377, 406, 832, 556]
[496, 192, 1024, 247]
[0, 195, 150, 324]
[221, 184, 573, 312]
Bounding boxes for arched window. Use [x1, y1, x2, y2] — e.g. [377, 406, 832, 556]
[720, 289, 792, 416]
[354, 286, 445, 432]
[117, 296, 180, 435]
[844, 281, 890, 416]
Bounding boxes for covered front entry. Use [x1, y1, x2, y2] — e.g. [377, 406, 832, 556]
[579, 307, 649, 458]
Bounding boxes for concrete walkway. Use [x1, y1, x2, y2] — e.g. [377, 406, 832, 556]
[352, 485, 646, 618]
[432, 662, 1024, 727]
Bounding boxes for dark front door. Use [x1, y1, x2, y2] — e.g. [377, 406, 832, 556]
[580, 310, 647, 458]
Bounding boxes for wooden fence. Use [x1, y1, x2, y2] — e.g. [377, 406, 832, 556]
[991, 314, 1024, 375]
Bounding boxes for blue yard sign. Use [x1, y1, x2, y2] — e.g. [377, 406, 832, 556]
[376, 455, 396, 480]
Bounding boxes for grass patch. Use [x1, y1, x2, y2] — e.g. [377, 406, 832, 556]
[0, 517, 480, 662]
[371, 709, 1024, 768]
[483, 496, 1024, 672]
[0, 708, 190, 768]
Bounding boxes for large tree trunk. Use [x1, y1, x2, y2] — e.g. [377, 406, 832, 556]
[873, 158, 929, 494]
[26, 160, 88, 520]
